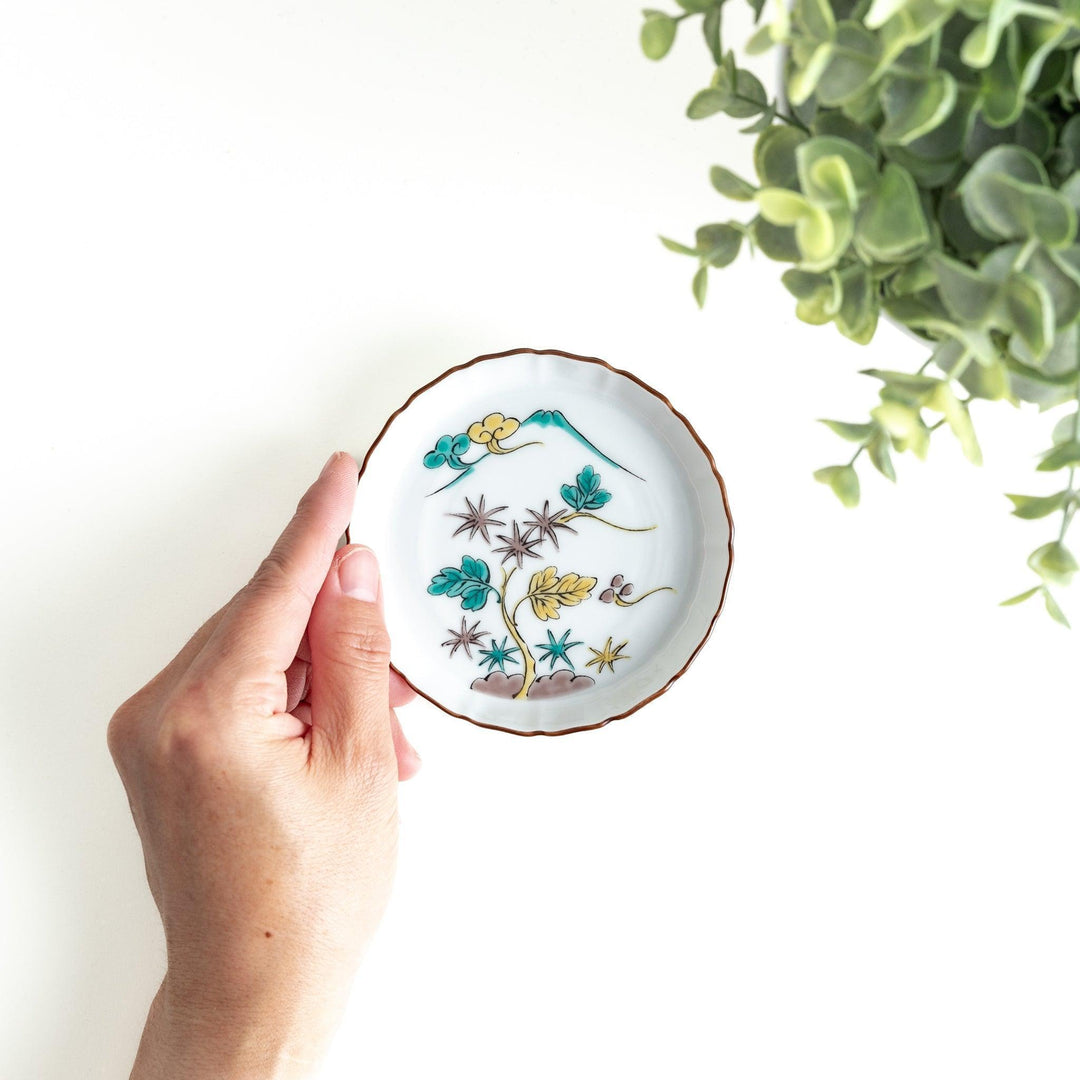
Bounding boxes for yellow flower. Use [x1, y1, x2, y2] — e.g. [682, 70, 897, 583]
[468, 412, 521, 450]
[585, 637, 631, 675]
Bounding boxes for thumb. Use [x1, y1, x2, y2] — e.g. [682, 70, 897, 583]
[307, 545, 396, 772]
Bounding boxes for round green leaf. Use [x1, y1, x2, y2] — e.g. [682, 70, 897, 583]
[813, 464, 860, 507]
[1051, 410, 1080, 445]
[753, 125, 808, 188]
[879, 72, 958, 146]
[1028, 541, 1078, 585]
[960, 146, 1076, 248]
[750, 216, 801, 262]
[854, 163, 931, 263]
[641, 11, 678, 60]
[696, 223, 744, 267]
[756, 187, 811, 226]
[687, 88, 731, 119]
[815, 21, 881, 107]
[710, 165, 757, 201]
[787, 42, 833, 107]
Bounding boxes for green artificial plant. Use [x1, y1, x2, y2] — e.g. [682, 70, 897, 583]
[643, 0, 1080, 624]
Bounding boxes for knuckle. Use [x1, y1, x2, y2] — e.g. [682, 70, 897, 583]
[106, 697, 141, 762]
[248, 549, 316, 609]
[154, 699, 221, 770]
[334, 622, 392, 666]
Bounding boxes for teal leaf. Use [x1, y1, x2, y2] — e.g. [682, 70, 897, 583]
[461, 585, 490, 612]
[577, 465, 600, 496]
[560, 482, 585, 510]
[461, 555, 490, 584]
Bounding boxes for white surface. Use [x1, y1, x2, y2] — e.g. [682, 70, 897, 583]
[355, 350, 731, 733]
[2, 2, 1079, 1078]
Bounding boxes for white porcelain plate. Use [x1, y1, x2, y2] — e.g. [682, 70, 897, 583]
[351, 349, 733, 735]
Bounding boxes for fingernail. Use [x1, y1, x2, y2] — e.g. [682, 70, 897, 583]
[320, 451, 342, 478]
[339, 546, 379, 602]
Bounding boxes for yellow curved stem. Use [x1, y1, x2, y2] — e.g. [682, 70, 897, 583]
[487, 438, 542, 455]
[614, 586, 676, 607]
[563, 511, 656, 533]
[499, 568, 536, 700]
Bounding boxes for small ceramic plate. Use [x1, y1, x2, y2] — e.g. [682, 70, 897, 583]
[352, 348, 733, 736]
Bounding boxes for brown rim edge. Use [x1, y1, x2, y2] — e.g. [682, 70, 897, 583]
[350, 347, 734, 737]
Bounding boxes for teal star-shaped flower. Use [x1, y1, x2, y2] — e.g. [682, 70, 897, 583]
[477, 636, 521, 673]
[534, 628, 583, 672]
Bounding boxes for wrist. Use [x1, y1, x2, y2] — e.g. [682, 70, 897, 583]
[130, 977, 335, 1080]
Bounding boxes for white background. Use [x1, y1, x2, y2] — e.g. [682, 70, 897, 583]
[2, 2, 1078, 1078]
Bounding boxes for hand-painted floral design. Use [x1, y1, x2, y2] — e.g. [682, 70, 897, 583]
[448, 495, 507, 543]
[427, 555, 495, 612]
[442, 617, 488, 659]
[561, 464, 612, 512]
[522, 500, 576, 548]
[525, 566, 596, 621]
[557, 466, 655, 533]
[426, 456, 675, 701]
[423, 410, 539, 488]
[424, 433, 472, 471]
[468, 413, 522, 453]
[585, 637, 631, 675]
[535, 628, 583, 672]
[599, 573, 676, 606]
[492, 521, 543, 569]
[421, 408, 634, 496]
[478, 636, 521, 673]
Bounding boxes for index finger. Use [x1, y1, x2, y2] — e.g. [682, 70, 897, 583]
[206, 451, 359, 677]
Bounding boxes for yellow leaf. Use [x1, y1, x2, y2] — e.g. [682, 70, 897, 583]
[527, 567, 596, 621]
[528, 566, 557, 595]
[530, 594, 561, 621]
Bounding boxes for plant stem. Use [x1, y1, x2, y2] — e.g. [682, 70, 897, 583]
[1059, 378, 1080, 542]
[772, 107, 810, 134]
[562, 511, 656, 532]
[498, 567, 536, 700]
[613, 586, 676, 607]
[1013, 237, 1039, 273]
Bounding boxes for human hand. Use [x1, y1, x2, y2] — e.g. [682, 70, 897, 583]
[107, 451, 420, 1079]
